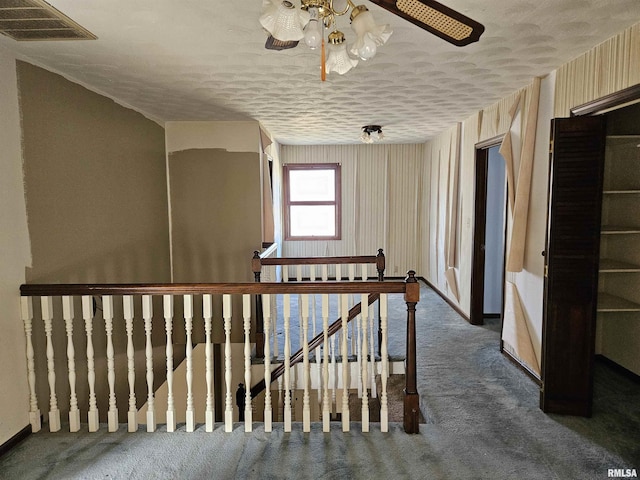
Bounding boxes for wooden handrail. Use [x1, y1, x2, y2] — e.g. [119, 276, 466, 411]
[253, 248, 385, 282]
[250, 293, 379, 399]
[20, 281, 405, 297]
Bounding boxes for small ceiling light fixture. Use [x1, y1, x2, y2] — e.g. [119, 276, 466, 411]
[260, 0, 392, 80]
[361, 125, 384, 143]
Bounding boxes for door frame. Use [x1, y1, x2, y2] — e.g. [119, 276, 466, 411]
[470, 135, 505, 326]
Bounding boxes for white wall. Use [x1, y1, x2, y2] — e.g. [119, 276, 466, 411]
[0, 47, 32, 444]
[511, 71, 556, 366]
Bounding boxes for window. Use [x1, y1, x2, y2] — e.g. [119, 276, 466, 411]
[283, 163, 341, 240]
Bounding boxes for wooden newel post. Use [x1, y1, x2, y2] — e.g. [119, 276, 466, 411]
[252, 251, 265, 359]
[377, 248, 385, 355]
[404, 270, 420, 434]
[376, 248, 385, 281]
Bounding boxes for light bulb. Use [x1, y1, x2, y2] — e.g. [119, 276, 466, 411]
[357, 35, 377, 60]
[304, 19, 322, 49]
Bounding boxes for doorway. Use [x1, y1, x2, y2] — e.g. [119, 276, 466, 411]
[471, 138, 507, 327]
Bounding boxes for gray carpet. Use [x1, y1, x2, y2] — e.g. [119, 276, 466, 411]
[1, 282, 639, 479]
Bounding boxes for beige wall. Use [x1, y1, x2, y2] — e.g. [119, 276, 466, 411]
[0, 47, 31, 445]
[168, 148, 262, 286]
[280, 144, 425, 278]
[18, 61, 171, 284]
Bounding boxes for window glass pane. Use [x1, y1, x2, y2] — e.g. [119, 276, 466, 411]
[290, 205, 336, 237]
[289, 169, 335, 202]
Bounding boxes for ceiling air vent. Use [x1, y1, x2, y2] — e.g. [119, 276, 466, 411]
[0, 0, 96, 41]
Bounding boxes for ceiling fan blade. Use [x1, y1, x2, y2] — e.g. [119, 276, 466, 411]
[368, 0, 484, 46]
[265, 35, 299, 50]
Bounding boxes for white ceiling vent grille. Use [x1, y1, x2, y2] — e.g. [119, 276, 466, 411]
[0, 0, 96, 41]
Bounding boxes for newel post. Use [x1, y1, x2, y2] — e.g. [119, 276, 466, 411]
[404, 270, 420, 434]
[377, 248, 385, 355]
[376, 248, 385, 281]
[252, 251, 265, 359]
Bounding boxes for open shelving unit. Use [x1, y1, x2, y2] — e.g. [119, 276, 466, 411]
[596, 130, 640, 374]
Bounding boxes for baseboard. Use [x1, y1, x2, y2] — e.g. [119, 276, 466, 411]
[0, 424, 31, 459]
[418, 277, 471, 323]
[501, 344, 542, 386]
[595, 354, 640, 384]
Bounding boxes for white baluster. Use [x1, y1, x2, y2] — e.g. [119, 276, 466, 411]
[309, 265, 316, 282]
[142, 295, 156, 432]
[271, 294, 279, 358]
[336, 264, 342, 281]
[348, 264, 355, 282]
[41, 296, 60, 432]
[243, 294, 252, 432]
[62, 296, 80, 432]
[223, 295, 233, 432]
[20, 297, 40, 432]
[321, 294, 330, 432]
[283, 294, 292, 432]
[122, 296, 137, 433]
[184, 294, 195, 432]
[103, 296, 118, 432]
[82, 296, 99, 432]
[341, 294, 350, 431]
[296, 265, 302, 282]
[331, 327, 337, 414]
[360, 294, 370, 432]
[361, 264, 368, 281]
[203, 294, 214, 432]
[263, 294, 272, 432]
[301, 294, 310, 432]
[164, 295, 176, 432]
[380, 294, 389, 432]
[313, 295, 321, 407]
[321, 265, 328, 282]
[298, 294, 303, 354]
[283, 265, 289, 283]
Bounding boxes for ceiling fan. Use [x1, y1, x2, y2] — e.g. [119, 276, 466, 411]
[260, 0, 484, 78]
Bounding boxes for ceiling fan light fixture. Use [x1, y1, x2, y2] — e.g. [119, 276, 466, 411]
[349, 5, 392, 60]
[325, 30, 358, 75]
[260, 0, 310, 42]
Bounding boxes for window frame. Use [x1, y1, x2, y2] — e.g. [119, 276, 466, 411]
[283, 163, 341, 241]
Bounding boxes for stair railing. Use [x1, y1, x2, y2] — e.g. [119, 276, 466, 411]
[19, 272, 420, 435]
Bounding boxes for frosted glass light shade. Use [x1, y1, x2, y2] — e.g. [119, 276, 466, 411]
[326, 42, 358, 75]
[350, 8, 392, 60]
[260, 0, 310, 42]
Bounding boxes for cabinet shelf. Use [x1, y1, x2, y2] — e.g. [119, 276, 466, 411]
[601, 225, 640, 234]
[597, 292, 640, 312]
[599, 258, 640, 272]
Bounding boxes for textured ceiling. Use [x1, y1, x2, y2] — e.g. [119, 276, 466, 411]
[1, 0, 640, 145]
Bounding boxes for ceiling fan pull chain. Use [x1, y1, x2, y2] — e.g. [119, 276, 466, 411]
[321, 35, 327, 82]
